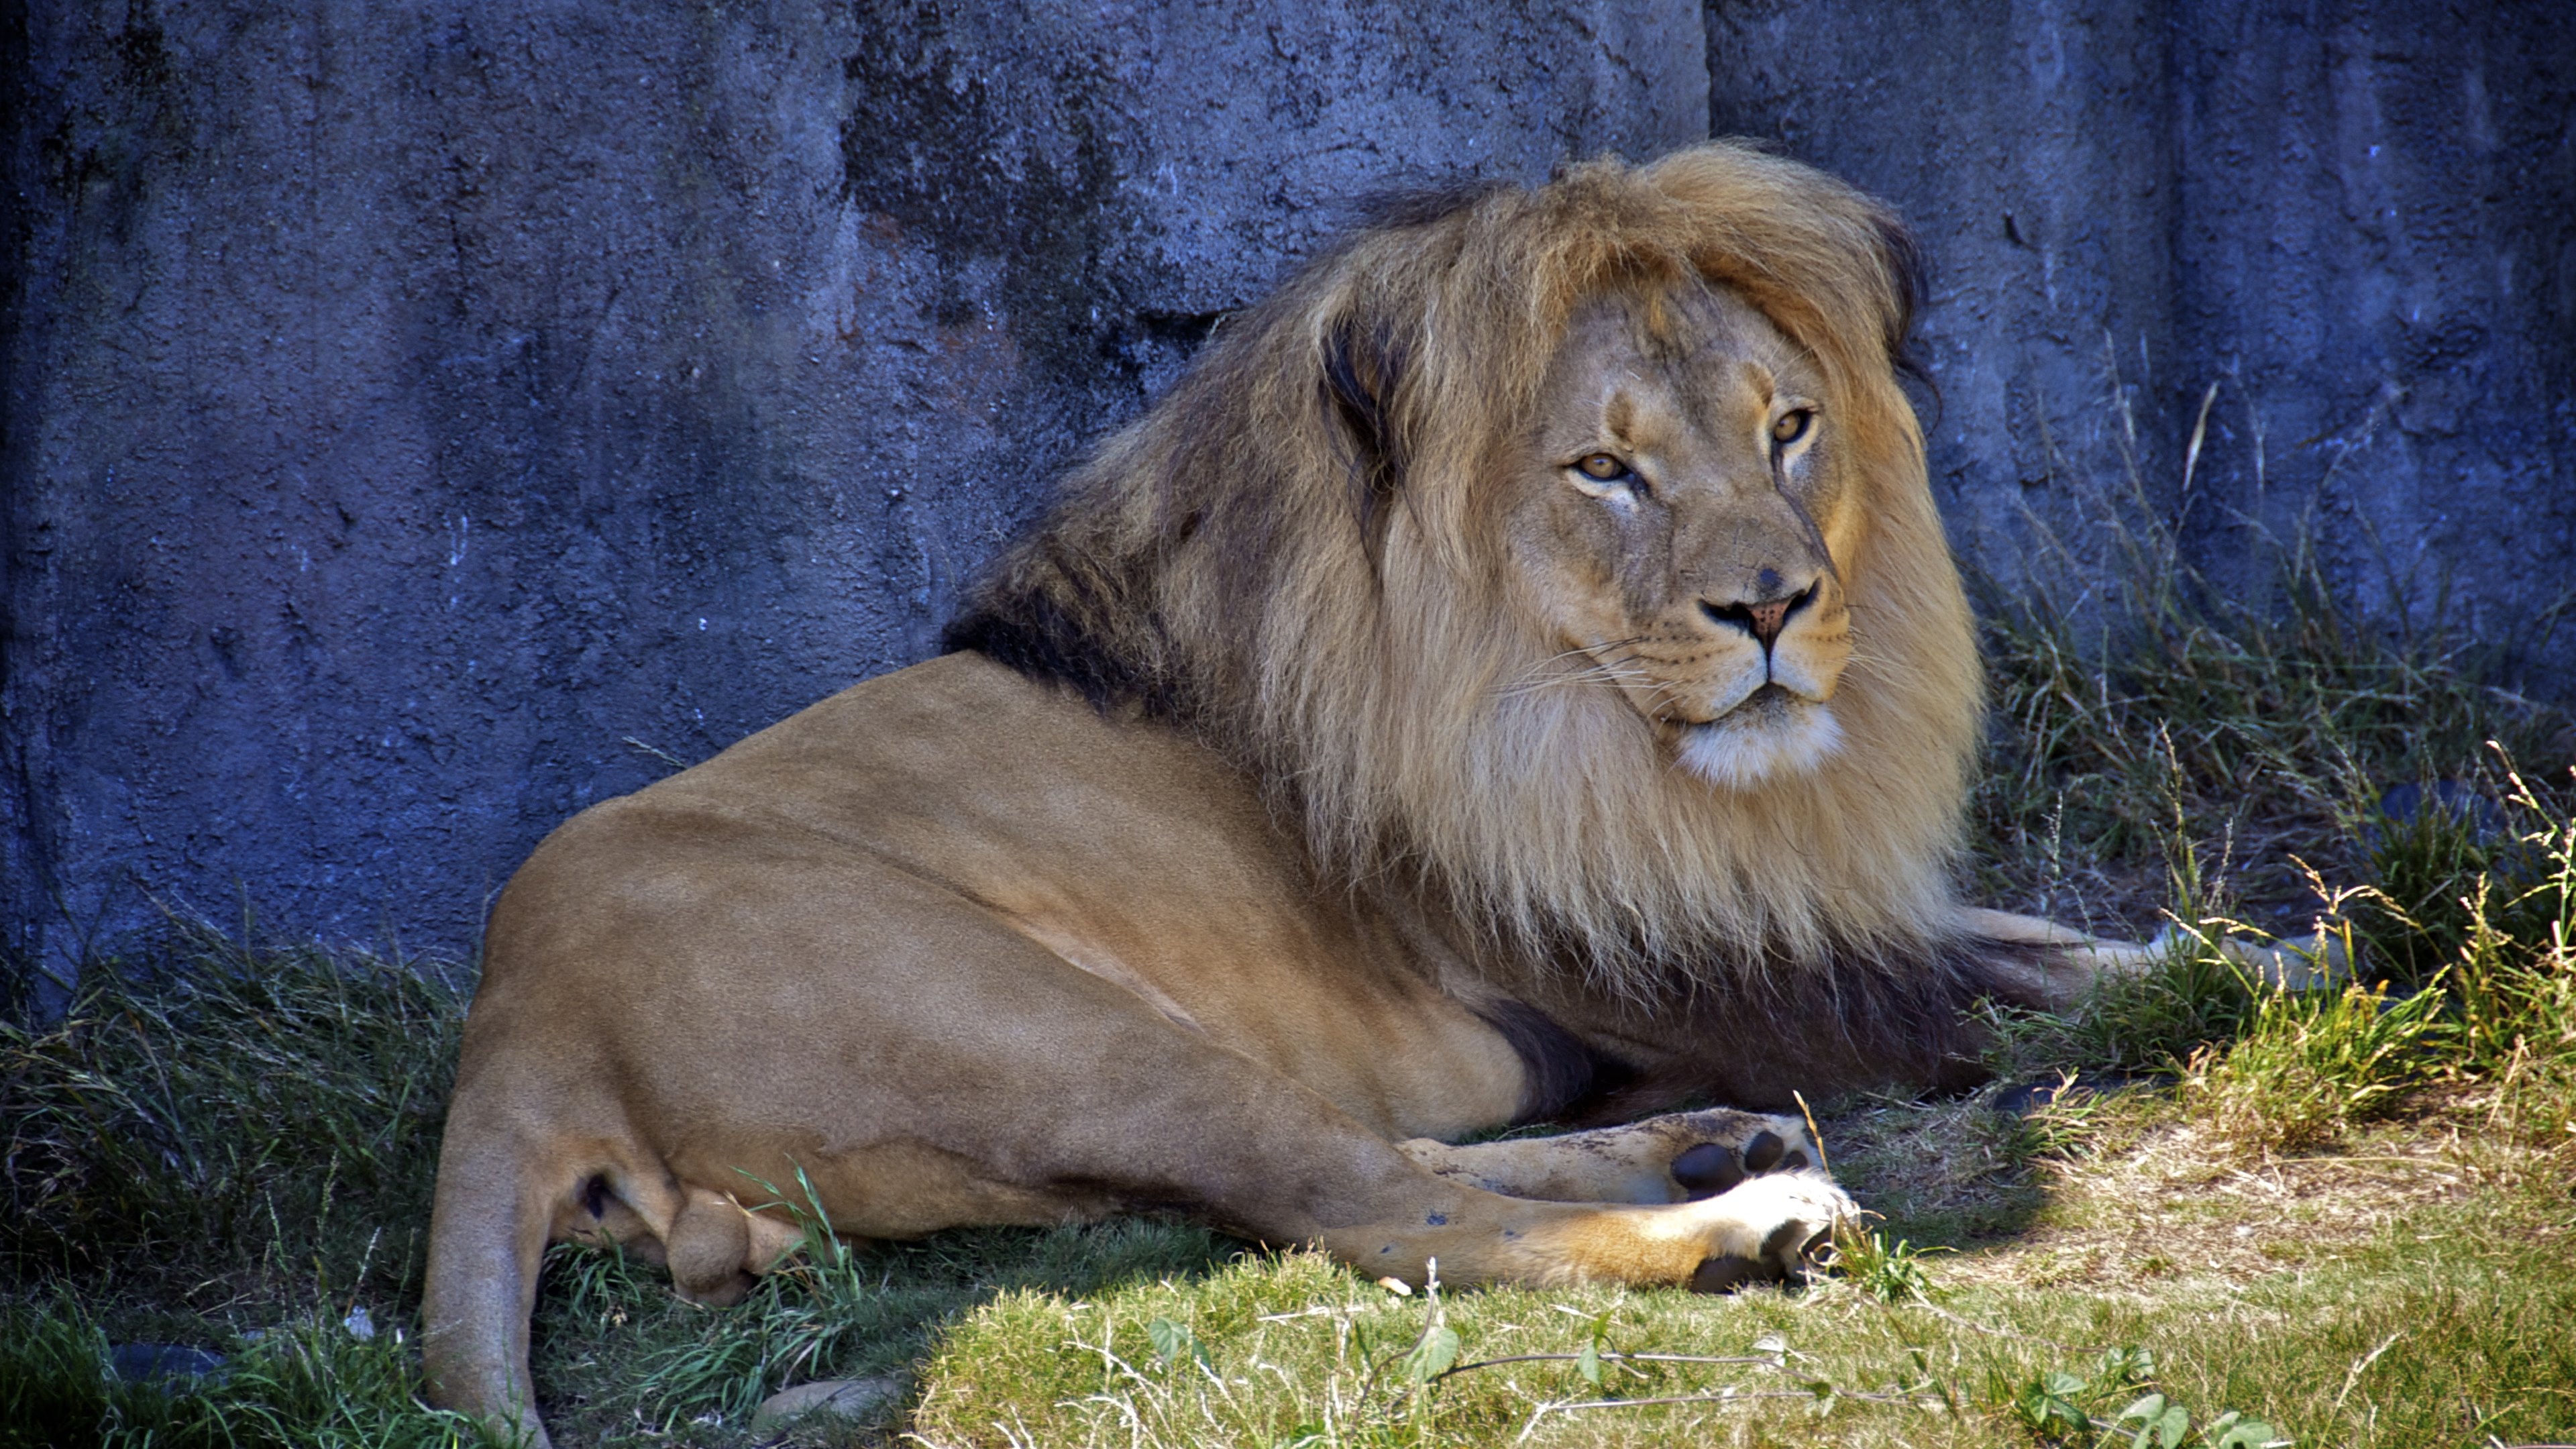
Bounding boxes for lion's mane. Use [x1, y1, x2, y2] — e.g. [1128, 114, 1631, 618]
[947, 144, 1990, 1037]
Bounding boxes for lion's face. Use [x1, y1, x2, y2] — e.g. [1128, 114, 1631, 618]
[1504, 284, 1858, 790]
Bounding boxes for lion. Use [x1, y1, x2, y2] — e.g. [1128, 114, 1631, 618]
[421, 142, 2241, 1442]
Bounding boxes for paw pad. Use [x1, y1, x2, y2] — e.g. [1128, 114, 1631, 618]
[1760, 1219, 1826, 1260]
[1689, 1253, 1788, 1293]
[1673, 1128, 1812, 1199]
[1670, 1142, 1746, 1197]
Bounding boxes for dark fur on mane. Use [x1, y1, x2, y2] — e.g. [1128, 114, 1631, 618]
[1477, 928, 2043, 1126]
[938, 571, 1184, 718]
[1531, 924, 2039, 1120]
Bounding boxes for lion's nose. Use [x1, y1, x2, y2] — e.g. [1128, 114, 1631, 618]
[1700, 580, 1818, 652]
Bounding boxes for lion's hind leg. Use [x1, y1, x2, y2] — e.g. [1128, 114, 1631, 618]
[683, 924, 1858, 1300]
[422, 1102, 597, 1448]
[1397, 1108, 1824, 1205]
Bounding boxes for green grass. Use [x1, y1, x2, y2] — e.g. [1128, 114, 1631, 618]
[0, 924, 461, 1293]
[0, 1293, 502, 1449]
[5, 470, 2575, 1445]
[523, 1218, 1236, 1440]
[0, 924, 487, 1447]
[892, 1193, 2576, 1448]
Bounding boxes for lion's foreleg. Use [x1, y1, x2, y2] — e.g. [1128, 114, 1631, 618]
[1324, 1170, 1856, 1292]
[1395, 1108, 1823, 1205]
[1149, 1079, 1851, 1289]
[826, 959, 1856, 1295]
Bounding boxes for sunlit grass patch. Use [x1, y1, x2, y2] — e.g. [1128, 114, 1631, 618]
[2182, 981, 2447, 1153]
[910, 1254, 1966, 1448]
[896, 1184, 2576, 1449]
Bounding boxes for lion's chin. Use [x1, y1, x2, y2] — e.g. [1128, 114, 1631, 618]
[1674, 692, 1843, 790]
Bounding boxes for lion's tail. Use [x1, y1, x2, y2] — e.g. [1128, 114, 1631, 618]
[420, 1079, 582, 1449]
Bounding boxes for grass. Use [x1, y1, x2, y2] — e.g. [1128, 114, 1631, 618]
[0, 926, 495, 1447]
[0, 1293, 498, 1449]
[1, 929, 460, 1291]
[5, 453, 2575, 1446]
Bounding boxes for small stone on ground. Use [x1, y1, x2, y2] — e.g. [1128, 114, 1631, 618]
[109, 1344, 227, 1382]
[753, 1375, 902, 1431]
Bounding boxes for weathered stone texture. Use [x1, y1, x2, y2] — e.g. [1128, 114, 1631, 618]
[2, 1, 1710, 962]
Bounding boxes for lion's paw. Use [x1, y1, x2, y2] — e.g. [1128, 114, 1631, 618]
[1685, 1171, 1856, 1293]
[1664, 1112, 1821, 1200]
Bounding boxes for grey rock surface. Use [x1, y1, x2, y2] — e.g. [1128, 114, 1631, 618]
[4, 1, 2569, 967]
[1709, 0, 2576, 635]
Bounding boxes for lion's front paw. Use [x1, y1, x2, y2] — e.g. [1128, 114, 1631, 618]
[1686, 1171, 1856, 1292]
[1667, 1111, 1820, 1199]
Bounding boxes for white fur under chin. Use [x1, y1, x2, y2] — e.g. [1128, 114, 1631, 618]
[1676, 704, 1844, 790]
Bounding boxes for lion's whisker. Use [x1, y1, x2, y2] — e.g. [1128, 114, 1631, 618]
[1500, 637, 1658, 698]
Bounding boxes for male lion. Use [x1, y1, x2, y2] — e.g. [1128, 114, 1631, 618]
[424, 143, 2194, 1440]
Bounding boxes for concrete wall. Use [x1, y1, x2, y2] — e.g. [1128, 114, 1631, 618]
[5, 0, 2569, 967]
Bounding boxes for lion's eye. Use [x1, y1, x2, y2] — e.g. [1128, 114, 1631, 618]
[1770, 409, 1815, 447]
[1575, 453, 1633, 482]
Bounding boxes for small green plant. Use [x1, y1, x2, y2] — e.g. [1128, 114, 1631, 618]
[2111, 1393, 2287, 1449]
[2012, 1366, 2097, 1442]
[2005, 1348, 2283, 1449]
[2186, 979, 2449, 1151]
[1831, 1224, 1944, 1303]
[1144, 1315, 1212, 1371]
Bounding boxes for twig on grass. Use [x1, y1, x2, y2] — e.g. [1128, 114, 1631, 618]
[2334, 1330, 2402, 1412]
[1430, 1350, 1776, 1383]
[1514, 1387, 1947, 1443]
[1792, 1089, 1833, 1175]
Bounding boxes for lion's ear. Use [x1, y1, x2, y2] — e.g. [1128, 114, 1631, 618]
[1320, 317, 1411, 535]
